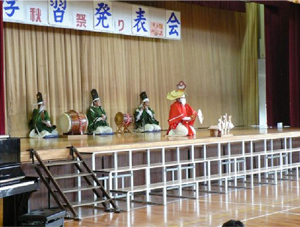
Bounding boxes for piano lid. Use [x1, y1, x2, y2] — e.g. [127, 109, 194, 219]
[0, 137, 20, 166]
[0, 164, 25, 184]
[0, 135, 9, 139]
[0, 176, 39, 199]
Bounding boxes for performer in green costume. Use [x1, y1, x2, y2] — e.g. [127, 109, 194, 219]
[87, 89, 113, 134]
[134, 91, 160, 132]
[29, 92, 58, 138]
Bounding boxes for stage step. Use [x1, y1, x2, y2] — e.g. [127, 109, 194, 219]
[52, 172, 94, 180]
[58, 185, 101, 194]
[66, 198, 112, 208]
[42, 160, 83, 167]
[30, 147, 120, 219]
[95, 159, 201, 173]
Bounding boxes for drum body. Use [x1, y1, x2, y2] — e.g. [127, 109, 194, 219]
[114, 112, 134, 126]
[59, 110, 88, 134]
[123, 113, 133, 126]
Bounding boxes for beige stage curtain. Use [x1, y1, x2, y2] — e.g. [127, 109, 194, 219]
[4, 2, 258, 137]
[240, 3, 259, 125]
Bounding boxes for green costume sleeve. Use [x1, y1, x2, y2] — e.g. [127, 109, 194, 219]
[87, 108, 96, 132]
[43, 111, 51, 122]
[87, 107, 109, 132]
[29, 109, 55, 133]
[134, 107, 159, 128]
[29, 109, 38, 130]
[148, 108, 159, 125]
[101, 107, 107, 117]
[134, 108, 144, 128]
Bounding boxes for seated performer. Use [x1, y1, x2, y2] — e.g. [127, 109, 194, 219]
[166, 81, 197, 136]
[87, 89, 113, 134]
[29, 92, 58, 138]
[135, 91, 161, 132]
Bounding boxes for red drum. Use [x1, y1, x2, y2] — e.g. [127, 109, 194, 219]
[59, 110, 88, 135]
[123, 113, 133, 126]
[114, 112, 134, 126]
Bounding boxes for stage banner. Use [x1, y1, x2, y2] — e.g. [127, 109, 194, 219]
[149, 7, 165, 38]
[2, 1, 181, 40]
[166, 10, 181, 40]
[48, 0, 71, 27]
[3, 0, 25, 22]
[132, 5, 150, 37]
[112, 1, 131, 35]
[93, 1, 113, 32]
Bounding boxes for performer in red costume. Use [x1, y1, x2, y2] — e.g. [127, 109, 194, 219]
[166, 81, 197, 136]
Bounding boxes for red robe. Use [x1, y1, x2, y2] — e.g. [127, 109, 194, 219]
[166, 101, 197, 136]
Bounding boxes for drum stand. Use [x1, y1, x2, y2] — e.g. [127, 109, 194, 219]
[114, 112, 133, 134]
[116, 124, 132, 134]
[123, 125, 132, 134]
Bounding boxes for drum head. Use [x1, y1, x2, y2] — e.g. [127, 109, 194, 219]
[59, 113, 71, 133]
[114, 112, 124, 126]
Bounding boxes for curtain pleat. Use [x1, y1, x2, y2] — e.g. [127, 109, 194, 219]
[289, 3, 300, 127]
[0, 0, 5, 134]
[241, 3, 259, 125]
[264, 2, 300, 127]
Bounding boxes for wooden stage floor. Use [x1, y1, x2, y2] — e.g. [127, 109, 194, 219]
[63, 179, 300, 227]
[20, 127, 300, 162]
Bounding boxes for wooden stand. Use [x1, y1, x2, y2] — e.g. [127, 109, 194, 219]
[115, 125, 123, 134]
[115, 124, 132, 134]
[123, 126, 132, 134]
[209, 129, 219, 137]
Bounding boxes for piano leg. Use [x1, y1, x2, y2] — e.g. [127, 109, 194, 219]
[0, 198, 3, 226]
[3, 191, 34, 226]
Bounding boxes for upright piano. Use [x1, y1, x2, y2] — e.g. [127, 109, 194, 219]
[0, 136, 39, 226]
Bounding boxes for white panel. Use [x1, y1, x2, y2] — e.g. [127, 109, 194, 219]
[93, 1, 113, 32]
[112, 2, 131, 35]
[132, 5, 150, 37]
[166, 10, 181, 40]
[25, 1, 48, 26]
[48, 0, 71, 27]
[258, 59, 268, 128]
[149, 7, 165, 38]
[3, 0, 25, 22]
[69, 0, 93, 30]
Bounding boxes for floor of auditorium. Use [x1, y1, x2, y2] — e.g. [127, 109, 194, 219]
[63, 178, 300, 227]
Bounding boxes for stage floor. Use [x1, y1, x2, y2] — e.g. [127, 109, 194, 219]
[20, 127, 300, 162]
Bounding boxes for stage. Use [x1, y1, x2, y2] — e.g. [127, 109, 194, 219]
[18, 126, 300, 224]
[20, 127, 300, 162]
